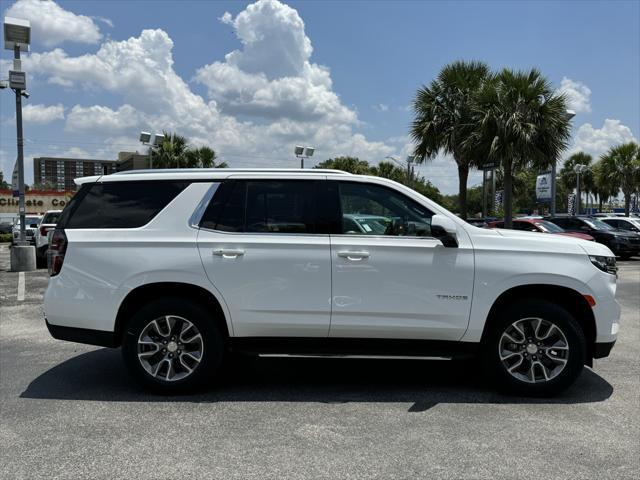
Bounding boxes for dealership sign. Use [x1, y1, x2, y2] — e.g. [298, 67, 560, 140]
[0, 190, 73, 214]
[535, 172, 552, 202]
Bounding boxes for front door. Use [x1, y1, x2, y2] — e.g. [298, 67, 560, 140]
[329, 180, 474, 341]
[197, 179, 331, 337]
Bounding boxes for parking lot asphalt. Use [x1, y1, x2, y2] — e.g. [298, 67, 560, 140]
[0, 243, 638, 480]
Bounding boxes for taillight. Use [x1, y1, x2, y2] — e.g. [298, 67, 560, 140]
[48, 229, 67, 276]
[40, 226, 50, 236]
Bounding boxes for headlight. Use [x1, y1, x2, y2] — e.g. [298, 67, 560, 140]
[589, 255, 617, 275]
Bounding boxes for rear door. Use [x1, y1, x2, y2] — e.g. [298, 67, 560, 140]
[197, 178, 332, 337]
[328, 180, 474, 341]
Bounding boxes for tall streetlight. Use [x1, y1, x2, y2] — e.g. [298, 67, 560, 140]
[385, 155, 416, 185]
[295, 146, 314, 168]
[140, 131, 165, 169]
[574, 163, 588, 216]
[551, 109, 576, 216]
[4, 16, 35, 271]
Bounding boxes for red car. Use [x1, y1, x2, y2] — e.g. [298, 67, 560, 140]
[487, 218, 595, 241]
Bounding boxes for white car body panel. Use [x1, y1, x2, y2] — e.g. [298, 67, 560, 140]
[44, 170, 620, 351]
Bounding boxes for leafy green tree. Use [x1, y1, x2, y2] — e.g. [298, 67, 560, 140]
[411, 60, 490, 220]
[315, 156, 371, 174]
[599, 142, 640, 216]
[467, 68, 571, 228]
[0, 171, 9, 190]
[369, 161, 406, 183]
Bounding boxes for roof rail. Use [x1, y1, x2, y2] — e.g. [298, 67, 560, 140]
[111, 168, 351, 176]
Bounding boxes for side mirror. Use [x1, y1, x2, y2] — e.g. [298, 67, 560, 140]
[431, 214, 458, 248]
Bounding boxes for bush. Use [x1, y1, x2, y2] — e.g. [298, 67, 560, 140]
[0, 233, 12, 243]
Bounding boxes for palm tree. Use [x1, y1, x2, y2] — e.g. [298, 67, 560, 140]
[410, 60, 490, 220]
[599, 142, 640, 216]
[467, 68, 571, 228]
[315, 156, 371, 174]
[592, 160, 618, 212]
[559, 152, 593, 212]
[151, 132, 189, 168]
[185, 146, 228, 168]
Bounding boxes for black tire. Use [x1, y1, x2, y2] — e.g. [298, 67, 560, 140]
[122, 297, 225, 394]
[482, 299, 586, 397]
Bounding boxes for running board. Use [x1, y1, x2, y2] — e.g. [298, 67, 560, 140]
[258, 353, 453, 361]
[230, 337, 478, 360]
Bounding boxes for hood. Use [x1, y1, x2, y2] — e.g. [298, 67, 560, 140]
[492, 228, 614, 257]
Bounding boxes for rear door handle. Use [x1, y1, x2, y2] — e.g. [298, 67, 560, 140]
[337, 250, 370, 261]
[213, 248, 245, 258]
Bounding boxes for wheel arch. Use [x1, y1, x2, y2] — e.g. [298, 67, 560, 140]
[480, 284, 597, 361]
[114, 282, 230, 346]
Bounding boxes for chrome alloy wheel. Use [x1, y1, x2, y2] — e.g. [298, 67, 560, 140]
[498, 317, 569, 383]
[137, 315, 204, 382]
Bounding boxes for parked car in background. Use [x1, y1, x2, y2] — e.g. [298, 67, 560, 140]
[44, 169, 619, 397]
[35, 210, 62, 266]
[544, 216, 640, 259]
[11, 215, 42, 246]
[599, 216, 640, 235]
[0, 221, 13, 235]
[487, 218, 595, 241]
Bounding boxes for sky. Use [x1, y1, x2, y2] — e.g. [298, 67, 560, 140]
[0, 0, 638, 193]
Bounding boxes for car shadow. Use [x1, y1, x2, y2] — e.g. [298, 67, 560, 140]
[20, 348, 613, 411]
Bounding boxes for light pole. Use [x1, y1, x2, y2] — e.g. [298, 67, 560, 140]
[574, 164, 588, 216]
[551, 109, 576, 216]
[4, 16, 35, 271]
[295, 146, 315, 168]
[140, 131, 165, 169]
[385, 155, 416, 186]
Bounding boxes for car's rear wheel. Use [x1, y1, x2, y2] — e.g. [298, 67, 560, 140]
[483, 300, 586, 396]
[122, 297, 224, 394]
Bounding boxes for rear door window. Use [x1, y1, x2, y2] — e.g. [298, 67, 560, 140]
[200, 180, 319, 234]
[62, 181, 189, 229]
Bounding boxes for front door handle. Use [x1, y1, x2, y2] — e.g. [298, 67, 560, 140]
[337, 250, 370, 261]
[213, 248, 245, 259]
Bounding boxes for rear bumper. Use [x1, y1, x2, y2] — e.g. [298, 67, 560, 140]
[593, 341, 616, 359]
[45, 319, 118, 348]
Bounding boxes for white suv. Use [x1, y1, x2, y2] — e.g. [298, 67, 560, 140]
[44, 169, 620, 395]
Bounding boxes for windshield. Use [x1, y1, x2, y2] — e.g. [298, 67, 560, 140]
[15, 217, 41, 226]
[353, 216, 390, 235]
[583, 218, 615, 231]
[43, 212, 61, 224]
[534, 220, 564, 233]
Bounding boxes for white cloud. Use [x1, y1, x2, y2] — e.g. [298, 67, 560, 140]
[558, 77, 592, 114]
[194, 0, 356, 124]
[65, 104, 141, 133]
[25, 1, 394, 170]
[5, 0, 102, 47]
[373, 104, 389, 112]
[571, 119, 637, 158]
[22, 103, 65, 124]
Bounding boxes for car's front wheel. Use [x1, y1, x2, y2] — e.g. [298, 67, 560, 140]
[483, 300, 586, 396]
[122, 297, 224, 394]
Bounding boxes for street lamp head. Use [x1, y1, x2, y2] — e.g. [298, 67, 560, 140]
[565, 109, 576, 120]
[4, 17, 30, 52]
[139, 131, 151, 143]
[153, 133, 165, 146]
[294, 146, 304, 156]
[304, 147, 315, 157]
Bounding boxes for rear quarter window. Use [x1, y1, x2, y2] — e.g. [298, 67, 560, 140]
[61, 181, 189, 229]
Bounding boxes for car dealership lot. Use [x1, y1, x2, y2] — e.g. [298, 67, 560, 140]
[0, 243, 638, 479]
